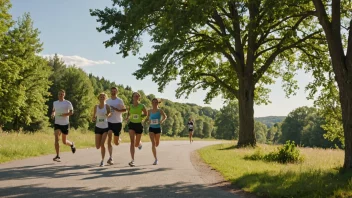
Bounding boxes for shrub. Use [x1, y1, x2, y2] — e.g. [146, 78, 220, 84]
[265, 140, 304, 163]
[244, 141, 304, 164]
[244, 148, 264, 160]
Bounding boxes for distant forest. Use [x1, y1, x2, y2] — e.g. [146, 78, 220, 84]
[255, 116, 286, 127]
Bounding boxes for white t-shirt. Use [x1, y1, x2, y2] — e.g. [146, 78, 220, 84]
[106, 98, 124, 123]
[53, 100, 73, 125]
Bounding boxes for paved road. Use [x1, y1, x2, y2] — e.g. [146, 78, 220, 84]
[0, 141, 243, 198]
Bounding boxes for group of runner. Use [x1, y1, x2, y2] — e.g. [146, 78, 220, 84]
[50, 88, 195, 167]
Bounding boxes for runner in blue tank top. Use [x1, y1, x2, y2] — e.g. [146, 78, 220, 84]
[145, 98, 167, 165]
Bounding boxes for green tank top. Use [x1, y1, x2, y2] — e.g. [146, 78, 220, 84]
[129, 104, 144, 123]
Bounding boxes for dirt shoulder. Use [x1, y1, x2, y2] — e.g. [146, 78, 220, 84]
[190, 150, 259, 198]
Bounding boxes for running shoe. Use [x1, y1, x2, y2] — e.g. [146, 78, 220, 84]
[153, 159, 158, 165]
[71, 142, 76, 154]
[107, 158, 114, 165]
[100, 161, 104, 167]
[128, 161, 135, 167]
[53, 156, 60, 162]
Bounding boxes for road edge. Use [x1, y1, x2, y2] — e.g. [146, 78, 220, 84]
[190, 150, 259, 198]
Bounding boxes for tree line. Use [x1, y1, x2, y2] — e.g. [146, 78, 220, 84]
[0, 3, 220, 138]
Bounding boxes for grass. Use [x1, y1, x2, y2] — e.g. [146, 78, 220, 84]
[198, 143, 352, 198]
[0, 128, 216, 164]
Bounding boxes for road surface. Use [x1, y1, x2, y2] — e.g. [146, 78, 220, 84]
[0, 141, 248, 198]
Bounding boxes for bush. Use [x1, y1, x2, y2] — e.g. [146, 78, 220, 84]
[244, 141, 304, 164]
[265, 140, 304, 163]
[244, 148, 264, 160]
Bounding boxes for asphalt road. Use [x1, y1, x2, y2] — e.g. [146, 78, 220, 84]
[0, 140, 245, 198]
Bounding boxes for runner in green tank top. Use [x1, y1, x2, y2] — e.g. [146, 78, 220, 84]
[126, 92, 148, 167]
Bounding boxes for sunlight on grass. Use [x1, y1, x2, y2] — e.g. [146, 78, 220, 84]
[0, 128, 217, 164]
[199, 143, 352, 198]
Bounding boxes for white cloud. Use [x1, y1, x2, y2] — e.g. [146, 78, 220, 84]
[42, 54, 115, 67]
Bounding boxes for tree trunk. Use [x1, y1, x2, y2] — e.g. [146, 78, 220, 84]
[237, 78, 256, 147]
[329, 46, 352, 168]
[337, 69, 352, 168]
[340, 88, 352, 168]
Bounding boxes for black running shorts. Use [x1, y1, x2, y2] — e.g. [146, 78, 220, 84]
[95, 126, 109, 135]
[54, 124, 69, 135]
[128, 122, 143, 134]
[149, 127, 162, 134]
[108, 122, 122, 136]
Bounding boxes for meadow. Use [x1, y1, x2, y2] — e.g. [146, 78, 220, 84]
[198, 143, 350, 198]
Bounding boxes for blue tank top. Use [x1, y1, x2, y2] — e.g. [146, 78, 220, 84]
[149, 110, 161, 128]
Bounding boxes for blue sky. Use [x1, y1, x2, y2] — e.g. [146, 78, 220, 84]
[10, 0, 314, 117]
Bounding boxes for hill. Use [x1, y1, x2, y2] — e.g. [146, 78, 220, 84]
[255, 116, 286, 127]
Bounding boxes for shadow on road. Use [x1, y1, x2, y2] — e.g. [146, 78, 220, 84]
[0, 163, 171, 181]
[0, 182, 237, 198]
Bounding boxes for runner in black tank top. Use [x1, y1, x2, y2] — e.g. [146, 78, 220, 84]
[188, 118, 194, 143]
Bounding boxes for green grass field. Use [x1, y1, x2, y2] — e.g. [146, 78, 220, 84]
[198, 143, 352, 198]
[0, 128, 214, 164]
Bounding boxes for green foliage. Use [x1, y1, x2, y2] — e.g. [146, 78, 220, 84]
[195, 118, 204, 138]
[90, 0, 320, 103]
[245, 141, 305, 164]
[313, 78, 344, 145]
[265, 141, 304, 164]
[280, 106, 316, 145]
[255, 116, 286, 128]
[254, 121, 267, 143]
[91, 0, 324, 146]
[202, 117, 213, 138]
[244, 148, 265, 161]
[59, 67, 95, 129]
[214, 100, 239, 140]
[280, 106, 342, 148]
[0, 13, 51, 131]
[0, 0, 12, 38]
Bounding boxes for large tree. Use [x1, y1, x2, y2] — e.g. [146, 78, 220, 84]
[91, 0, 323, 146]
[0, 13, 51, 130]
[9, 13, 52, 130]
[0, 0, 15, 127]
[308, 0, 352, 168]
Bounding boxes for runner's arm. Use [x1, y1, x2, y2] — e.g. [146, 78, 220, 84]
[124, 106, 130, 122]
[160, 109, 167, 124]
[92, 105, 97, 122]
[142, 105, 148, 121]
[106, 104, 111, 117]
[51, 106, 55, 118]
[62, 110, 73, 117]
[144, 110, 150, 124]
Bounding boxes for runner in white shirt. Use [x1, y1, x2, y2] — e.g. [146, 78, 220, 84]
[92, 93, 111, 167]
[105, 87, 126, 165]
[51, 89, 76, 162]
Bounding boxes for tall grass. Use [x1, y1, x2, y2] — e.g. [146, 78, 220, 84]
[198, 143, 351, 198]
